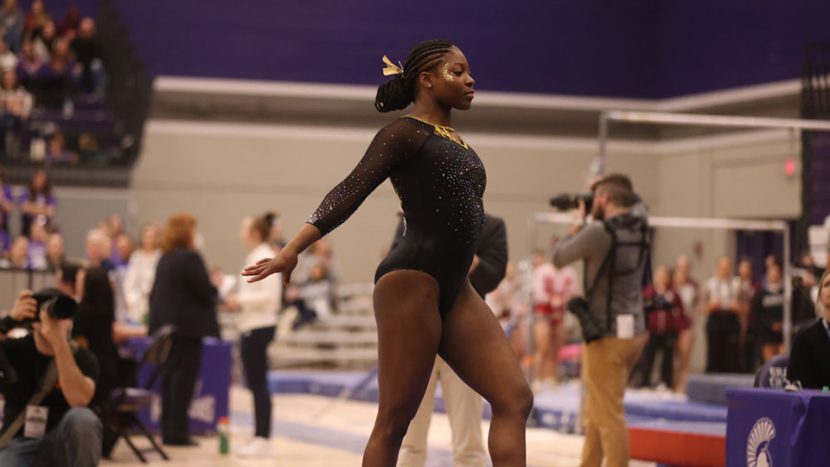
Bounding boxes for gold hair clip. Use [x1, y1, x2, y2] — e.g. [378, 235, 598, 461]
[382, 55, 404, 77]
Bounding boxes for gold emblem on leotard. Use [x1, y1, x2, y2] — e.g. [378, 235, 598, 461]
[406, 116, 469, 150]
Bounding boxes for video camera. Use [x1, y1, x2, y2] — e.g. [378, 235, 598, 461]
[549, 193, 594, 212]
[2, 289, 78, 331]
[31, 289, 78, 321]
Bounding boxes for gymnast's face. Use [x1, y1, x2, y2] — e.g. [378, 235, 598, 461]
[422, 47, 476, 111]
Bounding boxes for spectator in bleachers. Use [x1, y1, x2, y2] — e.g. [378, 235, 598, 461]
[0, 39, 16, 70]
[19, 167, 55, 236]
[289, 238, 340, 327]
[301, 238, 341, 286]
[23, 0, 49, 33]
[1, 233, 28, 268]
[85, 228, 113, 271]
[1, 68, 32, 115]
[299, 262, 334, 320]
[123, 223, 161, 325]
[70, 17, 103, 94]
[30, 18, 54, 61]
[16, 38, 43, 89]
[673, 255, 699, 391]
[753, 258, 785, 364]
[78, 131, 105, 165]
[223, 214, 279, 457]
[638, 265, 685, 389]
[46, 230, 64, 270]
[45, 130, 78, 165]
[0, 69, 32, 155]
[40, 38, 77, 108]
[150, 213, 219, 446]
[56, 6, 80, 38]
[703, 256, 742, 373]
[26, 218, 48, 269]
[0, 0, 24, 52]
[0, 165, 12, 252]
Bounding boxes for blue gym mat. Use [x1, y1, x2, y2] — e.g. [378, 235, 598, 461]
[268, 370, 731, 435]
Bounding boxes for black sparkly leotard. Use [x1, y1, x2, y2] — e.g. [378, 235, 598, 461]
[308, 116, 487, 314]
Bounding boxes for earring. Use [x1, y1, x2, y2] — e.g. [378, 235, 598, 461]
[427, 84, 432, 88]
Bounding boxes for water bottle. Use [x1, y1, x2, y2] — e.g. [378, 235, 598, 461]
[218, 416, 230, 455]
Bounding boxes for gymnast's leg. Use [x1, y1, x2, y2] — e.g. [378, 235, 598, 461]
[439, 281, 533, 467]
[363, 270, 444, 467]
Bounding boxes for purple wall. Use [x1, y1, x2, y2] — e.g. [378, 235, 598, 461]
[101, 0, 830, 98]
[658, 0, 830, 97]
[112, 0, 659, 97]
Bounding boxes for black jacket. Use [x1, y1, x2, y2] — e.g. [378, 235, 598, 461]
[391, 213, 508, 298]
[787, 318, 830, 390]
[149, 249, 219, 339]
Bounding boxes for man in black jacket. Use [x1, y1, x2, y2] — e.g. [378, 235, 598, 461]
[787, 270, 830, 390]
[396, 212, 508, 467]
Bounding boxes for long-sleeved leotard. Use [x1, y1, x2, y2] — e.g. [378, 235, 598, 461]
[308, 116, 487, 314]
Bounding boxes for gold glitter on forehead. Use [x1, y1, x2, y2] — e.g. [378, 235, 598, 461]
[442, 62, 454, 82]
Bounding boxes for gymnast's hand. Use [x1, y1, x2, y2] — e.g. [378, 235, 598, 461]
[242, 249, 298, 284]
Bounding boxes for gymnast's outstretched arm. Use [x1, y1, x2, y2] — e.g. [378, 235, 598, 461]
[243, 118, 426, 283]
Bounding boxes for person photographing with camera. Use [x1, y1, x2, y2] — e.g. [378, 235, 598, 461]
[0, 289, 101, 467]
[551, 174, 648, 467]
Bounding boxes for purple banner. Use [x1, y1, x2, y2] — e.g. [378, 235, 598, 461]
[726, 388, 830, 467]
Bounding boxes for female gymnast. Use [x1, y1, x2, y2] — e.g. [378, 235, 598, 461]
[243, 39, 532, 467]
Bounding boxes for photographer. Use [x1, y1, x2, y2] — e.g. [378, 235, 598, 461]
[0, 289, 101, 467]
[552, 174, 648, 467]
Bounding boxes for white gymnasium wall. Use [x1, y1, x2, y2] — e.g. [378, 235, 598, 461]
[133, 120, 659, 281]
[649, 130, 800, 281]
[133, 120, 801, 284]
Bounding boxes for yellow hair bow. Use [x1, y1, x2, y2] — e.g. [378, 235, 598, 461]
[382, 55, 404, 77]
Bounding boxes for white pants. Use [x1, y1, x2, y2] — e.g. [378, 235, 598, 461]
[397, 357, 486, 467]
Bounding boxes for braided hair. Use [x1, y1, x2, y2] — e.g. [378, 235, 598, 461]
[375, 39, 456, 113]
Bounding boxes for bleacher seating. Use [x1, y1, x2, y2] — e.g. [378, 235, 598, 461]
[269, 283, 378, 369]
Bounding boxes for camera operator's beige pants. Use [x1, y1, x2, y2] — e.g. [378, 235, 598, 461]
[397, 357, 486, 467]
[580, 336, 646, 467]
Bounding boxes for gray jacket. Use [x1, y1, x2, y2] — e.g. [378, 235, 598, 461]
[552, 213, 647, 337]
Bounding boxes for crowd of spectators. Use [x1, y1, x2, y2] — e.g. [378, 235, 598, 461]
[0, 0, 109, 165]
[1, 195, 826, 401]
[0, 165, 56, 260]
[483, 243, 828, 394]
